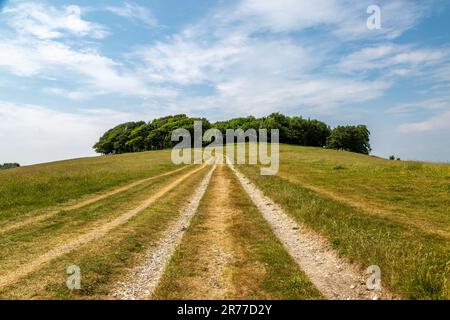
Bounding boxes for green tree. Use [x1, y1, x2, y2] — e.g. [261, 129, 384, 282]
[93, 113, 370, 156]
[326, 125, 371, 154]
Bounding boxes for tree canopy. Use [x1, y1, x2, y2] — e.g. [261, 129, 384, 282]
[94, 115, 210, 154]
[326, 125, 372, 155]
[94, 113, 371, 155]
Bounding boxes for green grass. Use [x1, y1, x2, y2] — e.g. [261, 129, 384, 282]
[274, 145, 450, 237]
[239, 144, 450, 300]
[0, 150, 184, 221]
[1, 144, 448, 300]
[0, 166, 210, 299]
[0, 168, 193, 275]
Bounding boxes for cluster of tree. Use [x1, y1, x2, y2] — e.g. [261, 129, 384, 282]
[94, 113, 371, 155]
[326, 125, 372, 155]
[94, 115, 210, 155]
[214, 113, 331, 147]
[0, 163, 20, 170]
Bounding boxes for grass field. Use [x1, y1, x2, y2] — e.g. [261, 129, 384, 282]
[0, 150, 184, 224]
[239, 144, 450, 300]
[0, 164, 208, 299]
[0, 145, 448, 300]
[272, 145, 450, 237]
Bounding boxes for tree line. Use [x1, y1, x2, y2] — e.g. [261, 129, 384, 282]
[94, 113, 371, 155]
[0, 163, 20, 170]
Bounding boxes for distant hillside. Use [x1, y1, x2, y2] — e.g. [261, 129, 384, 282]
[94, 113, 371, 156]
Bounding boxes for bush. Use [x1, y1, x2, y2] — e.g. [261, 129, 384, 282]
[0, 163, 20, 170]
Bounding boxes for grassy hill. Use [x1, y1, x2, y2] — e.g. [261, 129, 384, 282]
[239, 144, 450, 299]
[0, 145, 448, 299]
[0, 150, 183, 225]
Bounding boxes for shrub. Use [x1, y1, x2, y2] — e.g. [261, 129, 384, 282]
[0, 163, 20, 170]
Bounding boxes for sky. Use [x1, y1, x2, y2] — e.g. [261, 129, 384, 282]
[0, 0, 449, 165]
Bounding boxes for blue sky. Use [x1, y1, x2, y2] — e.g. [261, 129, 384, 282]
[0, 0, 449, 165]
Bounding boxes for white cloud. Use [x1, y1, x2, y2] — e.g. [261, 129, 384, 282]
[399, 111, 450, 133]
[43, 88, 95, 101]
[389, 96, 450, 114]
[106, 1, 157, 28]
[0, 40, 42, 76]
[338, 44, 449, 74]
[0, 1, 175, 99]
[4, 2, 107, 39]
[230, 0, 428, 40]
[136, 32, 320, 86]
[0, 38, 177, 98]
[234, 0, 342, 33]
[137, 33, 246, 85]
[134, 11, 390, 116]
[0, 101, 153, 165]
[170, 76, 389, 119]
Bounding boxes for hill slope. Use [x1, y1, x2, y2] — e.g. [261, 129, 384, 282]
[0, 145, 448, 299]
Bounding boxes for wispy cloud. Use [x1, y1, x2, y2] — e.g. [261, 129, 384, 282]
[105, 1, 157, 28]
[389, 96, 450, 114]
[399, 111, 450, 133]
[0, 38, 176, 98]
[338, 44, 449, 78]
[3, 2, 107, 39]
[133, 1, 428, 116]
[228, 0, 428, 40]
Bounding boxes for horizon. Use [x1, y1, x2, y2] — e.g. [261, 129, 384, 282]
[9, 143, 450, 168]
[1, 0, 450, 165]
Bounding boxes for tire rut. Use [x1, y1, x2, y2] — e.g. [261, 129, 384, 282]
[0, 165, 205, 290]
[112, 165, 217, 300]
[227, 159, 395, 300]
[0, 166, 191, 235]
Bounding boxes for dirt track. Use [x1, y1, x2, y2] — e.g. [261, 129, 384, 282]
[112, 165, 217, 300]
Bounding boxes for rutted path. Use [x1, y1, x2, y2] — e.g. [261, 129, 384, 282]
[227, 159, 394, 300]
[0, 165, 205, 290]
[112, 165, 217, 300]
[151, 164, 322, 300]
[0, 166, 191, 235]
[171, 165, 235, 299]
